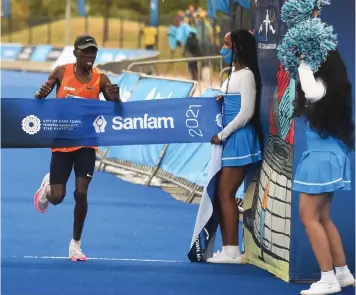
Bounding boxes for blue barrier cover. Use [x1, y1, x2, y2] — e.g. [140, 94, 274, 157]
[129, 77, 194, 101]
[116, 72, 141, 101]
[0, 44, 158, 64]
[104, 72, 140, 101]
[30, 45, 53, 62]
[96, 48, 159, 64]
[201, 88, 221, 97]
[1, 44, 22, 61]
[160, 143, 212, 185]
[1, 70, 56, 99]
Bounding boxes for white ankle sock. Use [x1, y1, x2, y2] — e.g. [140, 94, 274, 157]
[321, 270, 337, 283]
[224, 245, 240, 258]
[335, 265, 350, 276]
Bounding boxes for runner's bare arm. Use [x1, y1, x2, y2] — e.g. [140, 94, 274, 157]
[35, 66, 65, 99]
[100, 73, 121, 102]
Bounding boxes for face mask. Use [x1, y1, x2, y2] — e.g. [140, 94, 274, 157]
[220, 47, 234, 65]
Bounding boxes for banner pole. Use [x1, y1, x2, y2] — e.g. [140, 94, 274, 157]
[65, 0, 71, 46]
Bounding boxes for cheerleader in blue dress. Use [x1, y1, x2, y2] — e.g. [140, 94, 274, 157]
[292, 50, 355, 295]
[207, 29, 263, 264]
[277, 1, 355, 292]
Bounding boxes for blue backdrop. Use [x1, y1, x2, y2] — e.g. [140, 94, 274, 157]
[244, 0, 355, 282]
[290, 0, 355, 281]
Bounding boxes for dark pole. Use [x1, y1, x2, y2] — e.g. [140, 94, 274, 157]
[47, 17, 51, 44]
[8, 17, 12, 42]
[85, 13, 88, 34]
[156, 1, 159, 50]
[120, 17, 124, 48]
[28, 18, 32, 44]
[138, 16, 142, 48]
[249, 0, 256, 33]
[27, 0, 30, 44]
[103, 0, 111, 46]
[230, 0, 237, 30]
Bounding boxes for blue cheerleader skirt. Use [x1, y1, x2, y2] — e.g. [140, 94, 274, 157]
[222, 123, 262, 167]
[292, 124, 352, 194]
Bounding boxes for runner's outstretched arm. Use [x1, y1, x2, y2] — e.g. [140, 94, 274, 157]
[35, 66, 65, 99]
[100, 73, 121, 102]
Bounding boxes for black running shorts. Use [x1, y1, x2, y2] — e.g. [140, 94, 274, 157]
[50, 148, 96, 185]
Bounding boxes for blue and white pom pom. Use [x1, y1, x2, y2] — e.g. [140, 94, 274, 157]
[277, 18, 337, 79]
[315, 0, 331, 9]
[281, 0, 331, 28]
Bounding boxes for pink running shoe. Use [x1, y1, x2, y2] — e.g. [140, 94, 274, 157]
[34, 173, 50, 213]
[69, 239, 87, 261]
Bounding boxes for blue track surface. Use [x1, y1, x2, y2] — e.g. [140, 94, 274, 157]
[1, 70, 354, 295]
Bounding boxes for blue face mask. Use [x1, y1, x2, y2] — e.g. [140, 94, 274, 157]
[220, 47, 234, 65]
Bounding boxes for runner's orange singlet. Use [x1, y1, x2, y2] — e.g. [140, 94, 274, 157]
[52, 63, 101, 153]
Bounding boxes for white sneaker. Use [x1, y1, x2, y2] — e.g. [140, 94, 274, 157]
[300, 280, 341, 295]
[206, 252, 242, 264]
[34, 173, 50, 213]
[69, 239, 87, 261]
[336, 271, 355, 287]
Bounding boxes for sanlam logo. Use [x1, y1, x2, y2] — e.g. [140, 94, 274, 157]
[93, 114, 174, 133]
[112, 114, 174, 130]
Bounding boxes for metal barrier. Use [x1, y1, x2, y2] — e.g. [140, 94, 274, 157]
[127, 55, 223, 95]
[97, 145, 244, 211]
[97, 148, 205, 199]
[96, 147, 206, 203]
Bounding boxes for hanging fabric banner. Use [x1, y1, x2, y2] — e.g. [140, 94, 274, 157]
[149, 0, 159, 26]
[2, 0, 10, 18]
[1, 97, 222, 148]
[77, 0, 87, 16]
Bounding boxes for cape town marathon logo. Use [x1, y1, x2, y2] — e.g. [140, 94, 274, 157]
[21, 115, 41, 135]
[21, 115, 82, 135]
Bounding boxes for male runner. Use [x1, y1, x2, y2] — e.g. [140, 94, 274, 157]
[33, 35, 120, 261]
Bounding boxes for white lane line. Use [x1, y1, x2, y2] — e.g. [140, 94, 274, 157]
[16, 256, 187, 263]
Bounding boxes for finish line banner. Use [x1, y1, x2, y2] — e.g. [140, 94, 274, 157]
[1, 97, 222, 148]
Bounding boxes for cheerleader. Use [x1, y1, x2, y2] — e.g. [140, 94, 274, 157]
[207, 29, 263, 264]
[292, 50, 355, 294]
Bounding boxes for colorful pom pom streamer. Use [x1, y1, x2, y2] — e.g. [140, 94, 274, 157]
[277, 18, 337, 79]
[281, 0, 331, 28]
